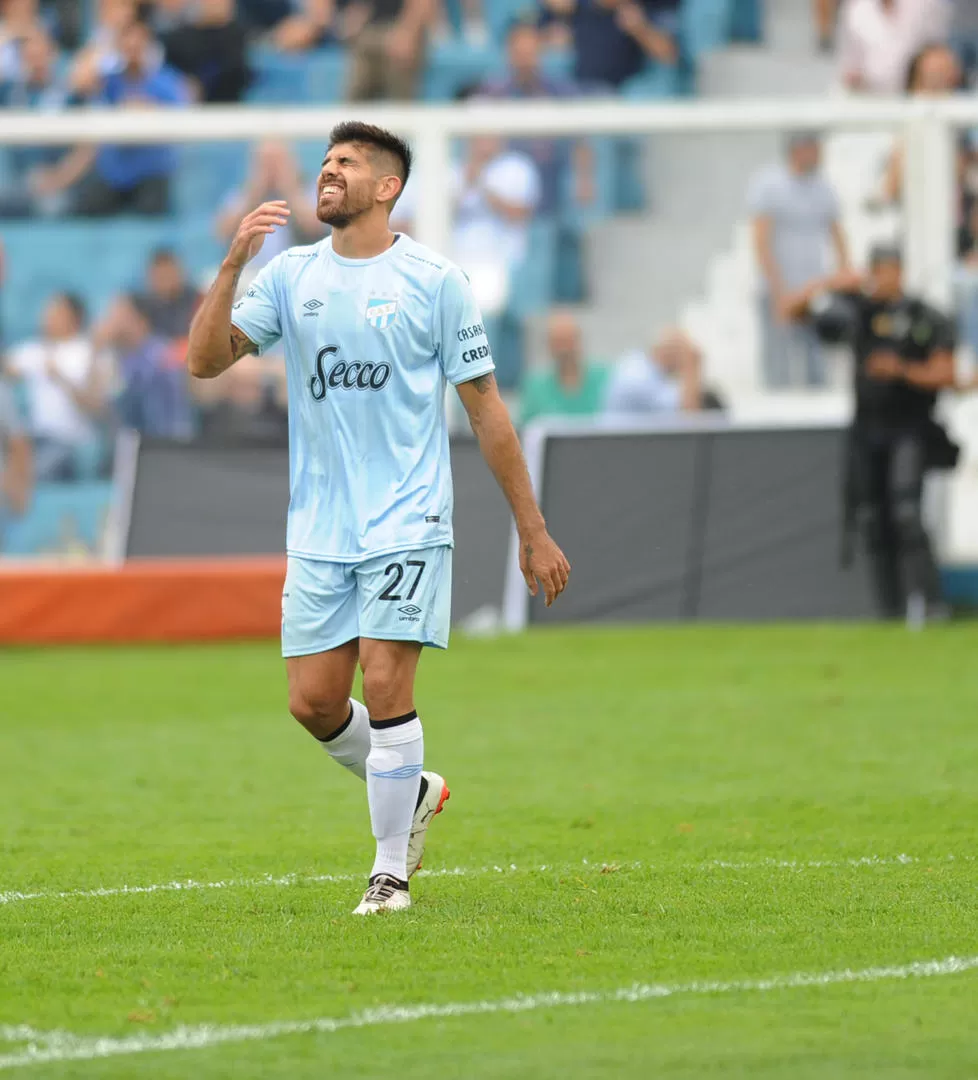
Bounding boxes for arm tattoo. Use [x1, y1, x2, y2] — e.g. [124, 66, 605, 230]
[469, 373, 495, 395]
[230, 325, 258, 361]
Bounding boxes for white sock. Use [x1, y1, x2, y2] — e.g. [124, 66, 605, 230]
[318, 699, 370, 781]
[366, 712, 424, 882]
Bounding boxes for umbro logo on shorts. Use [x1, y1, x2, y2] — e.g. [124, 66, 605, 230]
[398, 604, 422, 620]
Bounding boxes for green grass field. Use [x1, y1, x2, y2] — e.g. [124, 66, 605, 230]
[3, 624, 978, 1078]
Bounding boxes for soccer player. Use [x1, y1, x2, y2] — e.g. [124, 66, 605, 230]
[186, 122, 570, 914]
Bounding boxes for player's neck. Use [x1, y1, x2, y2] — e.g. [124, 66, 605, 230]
[331, 220, 397, 261]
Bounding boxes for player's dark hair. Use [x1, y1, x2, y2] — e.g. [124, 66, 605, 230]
[326, 122, 413, 188]
[149, 246, 178, 265]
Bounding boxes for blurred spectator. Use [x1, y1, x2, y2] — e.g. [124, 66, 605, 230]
[520, 309, 609, 425]
[99, 293, 193, 439]
[0, 376, 32, 543]
[160, 0, 251, 103]
[748, 132, 849, 388]
[4, 294, 108, 481]
[453, 136, 541, 316]
[478, 20, 595, 213]
[261, 0, 337, 52]
[838, 0, 950, 93]
[135, 248, 201, 341]
[344, 0, 435, 101]
[69, 0, 160, 98]
[215, 140, 323, 288]
[238, 0, 295, 33]
[67, 12, 189, 216]
[0, 27, 79, 218]
[432, 0, 486, 43]
[539, 0, 680, 89]
[195, 354, 289, 445]
[149, 0, 190, 33]
[814, 0, 838, 51]
[0, 0, 43, 80]
[874, 43, 963, 208]
[603, 329, 704, 415]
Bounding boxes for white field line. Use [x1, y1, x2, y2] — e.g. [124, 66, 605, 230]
[0, 954, 976, 1070]
[0, 853, 971, 909]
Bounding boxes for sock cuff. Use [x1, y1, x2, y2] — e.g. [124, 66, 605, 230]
[319, 699, 367, 745]
[318, 705, 354, 744]
[370, 710, 418, 730]
[369, 714, 422, 747]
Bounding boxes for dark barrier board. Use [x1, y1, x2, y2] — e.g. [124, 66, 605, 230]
[126, 439, 511, 624]
[127, 427, 879, 625]
[526, 425, 878, 624]
[695, 429, 877, 619]
[534, 432, 703, 621]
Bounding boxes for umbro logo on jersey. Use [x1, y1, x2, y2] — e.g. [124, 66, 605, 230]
[303, 299, 323, 317]
[366, 298, 398, 330]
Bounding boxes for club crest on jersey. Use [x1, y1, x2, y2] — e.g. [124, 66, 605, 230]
[366, 298, 398, 330]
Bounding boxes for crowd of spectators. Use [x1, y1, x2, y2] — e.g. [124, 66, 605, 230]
[0, 0, 695, 549]
[743, 0, 978, 389]
[520, 307, 723, 425]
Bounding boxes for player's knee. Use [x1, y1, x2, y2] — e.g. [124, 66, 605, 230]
[288, 685, 349, 734]
[361, 661, 408, 719]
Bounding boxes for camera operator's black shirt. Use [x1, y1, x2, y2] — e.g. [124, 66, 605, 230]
[847, 294, 954, 429]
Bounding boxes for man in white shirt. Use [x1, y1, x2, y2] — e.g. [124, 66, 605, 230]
[604, 329, 704, 417]
[748, 132, 849, 387]
[839, 0, 951, 93]
[5, 294, 107, 480]
[452, 136, 542, 317]
[214, 140, 324, 293]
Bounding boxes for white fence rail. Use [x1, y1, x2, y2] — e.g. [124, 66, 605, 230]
[0, 95, 972, 302]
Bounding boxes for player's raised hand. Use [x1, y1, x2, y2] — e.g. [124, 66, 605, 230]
[520, 530, 571, 607]
[225, 201, 290, 270]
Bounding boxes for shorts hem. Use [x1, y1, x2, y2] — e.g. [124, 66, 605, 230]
[282, 633, 358, 658]
[282, 630, 448, 657]
[358, 629, 448, 650]
[287, 540, 453, 564]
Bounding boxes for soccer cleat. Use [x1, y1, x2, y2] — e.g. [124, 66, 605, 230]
[352, 873, 411, 915]
[407, 771, 450, 877]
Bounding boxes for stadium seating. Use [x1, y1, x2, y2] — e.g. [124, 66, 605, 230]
[1, 0, 743, 348]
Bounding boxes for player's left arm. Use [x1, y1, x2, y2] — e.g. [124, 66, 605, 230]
[456, 372, 570, 606]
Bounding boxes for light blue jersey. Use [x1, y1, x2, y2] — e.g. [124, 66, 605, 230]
[231, 234, 494, 562]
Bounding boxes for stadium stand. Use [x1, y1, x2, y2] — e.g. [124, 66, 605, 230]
[1, 0, 751, 347]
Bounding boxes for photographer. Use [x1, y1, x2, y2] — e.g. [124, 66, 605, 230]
[786, 246, 959, 621]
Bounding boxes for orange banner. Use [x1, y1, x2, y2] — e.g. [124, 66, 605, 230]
[0, 557, 285, 644]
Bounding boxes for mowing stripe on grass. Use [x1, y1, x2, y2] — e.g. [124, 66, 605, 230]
[1, 954, 976, 1070]
[0, 853, 969, 908]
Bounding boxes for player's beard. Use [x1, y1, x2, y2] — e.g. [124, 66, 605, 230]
[317, 186, 373, 229]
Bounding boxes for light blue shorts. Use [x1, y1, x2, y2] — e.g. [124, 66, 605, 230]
[282, 546, 452, 658]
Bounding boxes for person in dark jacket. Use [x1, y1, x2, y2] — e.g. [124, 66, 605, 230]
[787, 247, 958, 620]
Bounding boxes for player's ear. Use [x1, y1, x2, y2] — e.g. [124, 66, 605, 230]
[377, 173, 403, 208]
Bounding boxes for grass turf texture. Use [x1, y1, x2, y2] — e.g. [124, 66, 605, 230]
[2, 624, 978, 1077]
